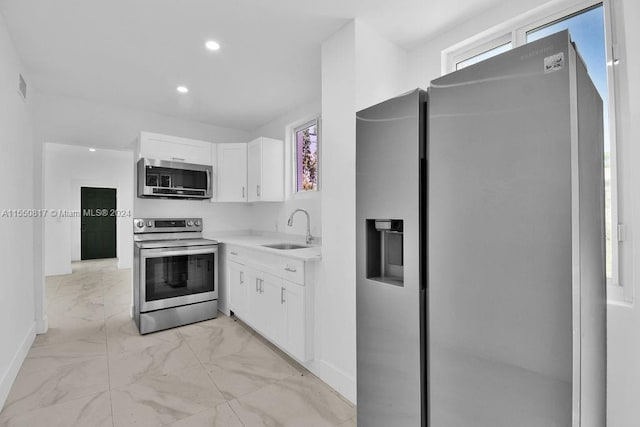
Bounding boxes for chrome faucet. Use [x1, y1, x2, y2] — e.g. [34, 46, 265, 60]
[287, 209, 314, 244]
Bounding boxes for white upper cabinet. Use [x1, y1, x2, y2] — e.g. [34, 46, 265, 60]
[217, 143, 248, 202]
[137, 132, 213, 166]
[247, 137, 284, 202]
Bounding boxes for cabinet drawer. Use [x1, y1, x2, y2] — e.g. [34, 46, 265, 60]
[279, 258, 305, 285]
[224, 244, 305, 284]
[225, 245, 245, 263]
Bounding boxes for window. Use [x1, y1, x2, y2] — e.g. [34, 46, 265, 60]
[456, 42, 512, 70]
[526, 5, 614, 281]
[294, 119, 319, 192]
[443, 1, 625, 301]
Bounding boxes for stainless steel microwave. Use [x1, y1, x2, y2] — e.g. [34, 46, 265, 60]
[137, 158, 213, 199]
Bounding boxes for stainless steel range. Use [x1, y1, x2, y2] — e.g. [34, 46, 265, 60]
[133, 217, 218, 334]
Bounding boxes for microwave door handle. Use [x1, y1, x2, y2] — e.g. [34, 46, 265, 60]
[206, 168, 212, 196]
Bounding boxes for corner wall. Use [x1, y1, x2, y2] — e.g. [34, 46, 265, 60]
[0, 11, 36, 410]
[603, 0, 640, 425]
[317, 19, 409, 403]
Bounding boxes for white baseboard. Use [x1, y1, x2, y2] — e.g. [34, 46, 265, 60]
[306, 358, 356, 404]
[0, 322, 36, 411]
[117, 258, 132, 270]
[45, 266, 72, 276]
[35, 316, 48, 335]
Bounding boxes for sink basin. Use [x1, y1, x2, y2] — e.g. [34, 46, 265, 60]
[262, 243, 310, 250]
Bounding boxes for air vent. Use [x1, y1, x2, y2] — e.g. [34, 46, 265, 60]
[18, 74, 27, 99]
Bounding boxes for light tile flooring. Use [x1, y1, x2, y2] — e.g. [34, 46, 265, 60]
[0, 259, 356, 427]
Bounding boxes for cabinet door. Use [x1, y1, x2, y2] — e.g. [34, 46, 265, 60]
[217, 143, 247, 202]
[259, 138, 284, 201]
[228, 261, 247, 318]
[245, 268, 262, 328]
[139, 133, 183, 162]
[139, 132, 212, 165]
[258, 272, 284, 344]
[247, 139, 262, 202]
[282, 280, 307, 361]
[180, 139, 213, 165]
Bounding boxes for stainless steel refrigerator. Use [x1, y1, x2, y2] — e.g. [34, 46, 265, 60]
[356, 30, 606, 427]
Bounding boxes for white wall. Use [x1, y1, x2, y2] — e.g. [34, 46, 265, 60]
[134, 198, 253, 236]
[35, 92, 249, 150]
[0, 11, 37, 410]
[317, 20, 409, 403]
[355, 21, 410, 110]
[319, 21, 358, 402]
[43, 143, 134, 275]
[604, 0, 640, 425]
[404, 0, 640, 425]
[248, 99, 322, 239]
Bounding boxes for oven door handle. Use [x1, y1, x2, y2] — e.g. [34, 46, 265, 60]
[140, 246, 218, 258]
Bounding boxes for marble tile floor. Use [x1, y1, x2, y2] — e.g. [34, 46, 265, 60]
[0, 259, 356, 427]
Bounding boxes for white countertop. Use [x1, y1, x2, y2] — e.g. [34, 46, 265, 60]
[204, 233, 322, 261]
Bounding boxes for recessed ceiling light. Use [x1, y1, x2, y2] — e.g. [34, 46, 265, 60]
[177, 86, 189, 94]
[205, 40, 220, 51]
[89, 148, 96, 152]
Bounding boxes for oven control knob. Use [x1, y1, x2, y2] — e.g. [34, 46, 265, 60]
[146, 220, 153, 227]
[187, 220, 194, 227]
[194, 220, 201, 226]
[135, 220, 145, 229]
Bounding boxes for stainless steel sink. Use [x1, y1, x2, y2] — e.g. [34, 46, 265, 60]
[262, 243, 310, 250]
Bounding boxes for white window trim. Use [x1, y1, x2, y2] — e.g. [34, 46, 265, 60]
[447, 33, 512, 72]
[288, 116, 321, 198]
[442, 0, 630, 304]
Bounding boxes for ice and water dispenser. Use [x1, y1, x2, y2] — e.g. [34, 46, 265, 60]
[366, 219, 404, 286]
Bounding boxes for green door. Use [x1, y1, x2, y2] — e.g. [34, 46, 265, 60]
[81, 187, 117, 260]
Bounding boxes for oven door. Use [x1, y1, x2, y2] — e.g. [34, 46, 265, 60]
[139, 245, 218, 312]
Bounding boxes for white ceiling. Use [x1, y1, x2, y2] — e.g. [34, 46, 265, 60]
[0, 0, 503, 131]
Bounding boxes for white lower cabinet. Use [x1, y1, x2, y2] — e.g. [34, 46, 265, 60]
[281, 280, 306, 361]
[226, 245, 313, 363]
[247, 270, 284, 344]
[227, 260, 248, 318]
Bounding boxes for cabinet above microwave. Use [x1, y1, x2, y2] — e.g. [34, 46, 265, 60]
[136, 132, 213, 166]
[137, 158, 213, 200]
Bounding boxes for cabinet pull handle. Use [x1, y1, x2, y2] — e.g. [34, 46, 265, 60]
[230, 251, 238, 256]
[242, 186, 245, 198]
[256, 278, 259, 292]
[257, 185, 261, 197]
[240, 272, 244, 284]
[260, 279, 264, 294]
[284, 266, 297, 273]
[281, 287, 285, 304]
[172, 157, 185, 162]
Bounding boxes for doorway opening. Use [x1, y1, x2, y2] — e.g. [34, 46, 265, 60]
[81, 186, 117, 260]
